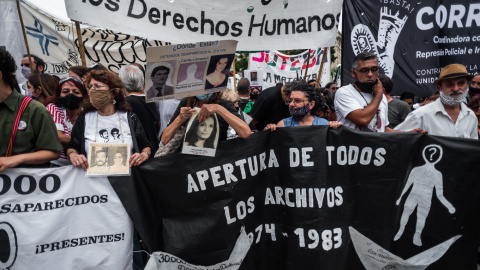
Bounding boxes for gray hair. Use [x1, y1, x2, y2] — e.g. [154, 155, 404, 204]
[119, 64, 144, 92]
[352, 52, 378, 69]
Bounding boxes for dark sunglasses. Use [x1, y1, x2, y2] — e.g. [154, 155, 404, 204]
[355, 66, 379, 74]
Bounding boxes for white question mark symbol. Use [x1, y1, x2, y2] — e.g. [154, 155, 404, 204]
[428, 147, 437, 161]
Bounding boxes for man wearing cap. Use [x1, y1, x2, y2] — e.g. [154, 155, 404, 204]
[395, 64, 478, 139]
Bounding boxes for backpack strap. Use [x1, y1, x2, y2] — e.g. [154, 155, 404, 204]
[6, 97, 32, 157]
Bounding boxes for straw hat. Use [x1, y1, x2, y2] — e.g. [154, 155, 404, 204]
[434, 64, 473, 85]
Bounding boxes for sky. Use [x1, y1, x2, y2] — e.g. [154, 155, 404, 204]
[24, 0, 70, 22]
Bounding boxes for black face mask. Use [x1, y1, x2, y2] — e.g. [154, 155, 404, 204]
[355, 80, 377, 93]
[250, 92, 259, 100]
[470, 87, 480, 95]
[58, 94, 84, 110]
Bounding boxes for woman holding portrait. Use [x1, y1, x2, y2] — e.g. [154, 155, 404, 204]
[160, 91, 250, 153]
[65, 69, 153, 170]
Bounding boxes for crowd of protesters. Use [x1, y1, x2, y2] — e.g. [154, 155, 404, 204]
[2, 48, 479, 171]
[1, 47, 479, 267]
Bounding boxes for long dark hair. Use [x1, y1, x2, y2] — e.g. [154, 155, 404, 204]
[184, 116, 218, 149]
[206, 54, 234, 75]
[83, 70, 131, 113]
[0, 48, 20, 93]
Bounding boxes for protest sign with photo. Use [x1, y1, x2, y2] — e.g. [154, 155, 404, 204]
[110, 127, 480, 269]
[342, 0, 480, 97]
[145, 40, 237, 101]
[247, 48, 331, 89]
[87, 143, 131, 176]
[0, 166, 133, 270]
[64, 0, 342, 51]
[182, 109, 220, 157]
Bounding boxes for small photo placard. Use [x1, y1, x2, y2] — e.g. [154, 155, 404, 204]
[182, 110, 219, 157]
[87, 143, 130, 176]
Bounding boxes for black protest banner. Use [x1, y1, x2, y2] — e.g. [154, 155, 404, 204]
[341, 0, 480, 97]
[110, 127, 480, 269]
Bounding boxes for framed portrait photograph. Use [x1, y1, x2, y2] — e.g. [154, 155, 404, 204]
[87, 143, 130, 176]
[182, 110, 219, 157]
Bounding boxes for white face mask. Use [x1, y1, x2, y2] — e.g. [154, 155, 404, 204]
[21, 66, 31, 79]
[439, 88, 468, 106]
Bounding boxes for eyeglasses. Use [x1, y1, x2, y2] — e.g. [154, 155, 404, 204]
[88, 84, 109, 90]
[470, 81, 480, 87]
[285, 98, 309, 105]
[355, 66, 379, 74]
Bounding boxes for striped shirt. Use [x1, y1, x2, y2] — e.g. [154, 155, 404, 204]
[46, 103, 73, 163]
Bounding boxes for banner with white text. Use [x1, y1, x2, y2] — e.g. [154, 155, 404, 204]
[110, 127, 480, 269]
[247, 48, 331, 88]
[342, 0, 480, 97]
[0, 166, 133, 270]
[65, 0, 342, 51]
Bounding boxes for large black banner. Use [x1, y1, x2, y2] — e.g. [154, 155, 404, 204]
[111, 127, 480, 269]
[342, 0, 480, 97]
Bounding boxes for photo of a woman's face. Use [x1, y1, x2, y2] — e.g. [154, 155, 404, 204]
[216, 58, 228, 71]
[114, 153, 123, 165]
[197, 117, 215, 140]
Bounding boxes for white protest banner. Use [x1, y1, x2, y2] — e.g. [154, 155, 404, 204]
[144, 228, 251, 270]
[0, 166, 133, 270]
[15, 0, 168, 76]
[247, 48, 331, 89]
[64, 0, 342, 51]
[145, 40, 237, 101]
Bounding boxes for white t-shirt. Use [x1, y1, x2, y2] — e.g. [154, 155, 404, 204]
[156, 98, 181, 136]
[84, 111, 134, 157]
[334, 84, 389, 132]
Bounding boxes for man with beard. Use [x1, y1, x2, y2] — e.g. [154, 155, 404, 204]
[395, 64, 478, 139]
[90, 149, 109, 174]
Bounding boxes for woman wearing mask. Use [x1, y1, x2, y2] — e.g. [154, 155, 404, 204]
[27, 73, 56, 104]
[264, 82, 342, 130]
[45, 77, 88, 166]
[65, 70, 153, 170]
[161, 92, 251, 149]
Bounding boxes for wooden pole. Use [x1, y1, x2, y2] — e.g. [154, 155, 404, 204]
[75, 21, 87, 67]
[232, 59, 237, 92]
[16, 0, 34, 75]
[302, 49, 312, 82]
[315, 47, 328, 88]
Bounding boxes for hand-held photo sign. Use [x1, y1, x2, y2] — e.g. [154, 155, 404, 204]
[87, 143, 131, 176]
[145, 40, 237, 102]
[182, 108, 220, 157]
